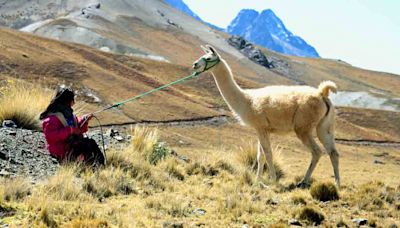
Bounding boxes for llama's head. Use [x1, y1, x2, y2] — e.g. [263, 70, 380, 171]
[192, 45, 221, 73]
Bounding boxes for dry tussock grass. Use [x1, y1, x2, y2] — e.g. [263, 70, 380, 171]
[344, 181, 398, 212]
[35, 165, 90, 201]
[82, 167, 136, 199]
[130, 126, 158, 156]
[0, 79, 52, 129]
[0, 177, 31, 202]
[2, 127, 399, 227]
[161, 158, 185, 181]
[69, 218, 109, 228]
[235, 142, 285, 180]
[26, 196, 108, 227]
[291, 191, 309, 205]
[107, 147, 153, 181]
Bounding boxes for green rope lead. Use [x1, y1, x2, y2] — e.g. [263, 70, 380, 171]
[92, 71, 200, 114]
[92, 57, 220, 115]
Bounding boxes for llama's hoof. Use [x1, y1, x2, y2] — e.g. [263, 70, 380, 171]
[253, 181, 269, 189]
[296, 181, 311, 189]
[335, 180, 341, 189]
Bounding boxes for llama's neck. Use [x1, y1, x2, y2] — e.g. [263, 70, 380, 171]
[210, 59, 250, 115]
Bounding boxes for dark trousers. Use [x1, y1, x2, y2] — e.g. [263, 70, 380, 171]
[65, 136, 105, 166]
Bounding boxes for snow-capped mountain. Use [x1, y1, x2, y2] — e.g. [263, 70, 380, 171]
[227, 9, 319, 57]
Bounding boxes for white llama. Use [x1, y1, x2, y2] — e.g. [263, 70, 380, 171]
[192, 45, 340, 187]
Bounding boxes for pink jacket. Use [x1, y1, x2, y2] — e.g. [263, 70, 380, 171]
[42, 113, 89, 159]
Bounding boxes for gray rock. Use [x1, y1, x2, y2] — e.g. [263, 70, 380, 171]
[0, 151, 7, 160]
[288, 219, 302, 226]
[7, 130, 17, 136]
[373, 160, 385, 164]
[2, 120, 17, 128]
[109, 129, 119, 137]
[192, 208, 206, 216]
[352, 218, 368, 226]
[0, 169, 11, 177]
[113, 135, 124, 141]
[266, 198, 279, 205]
[388, 224, 398, 228]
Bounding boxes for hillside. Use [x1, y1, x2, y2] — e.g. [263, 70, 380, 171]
[2, 0, 399, 97]
[1, 27, 399, 141]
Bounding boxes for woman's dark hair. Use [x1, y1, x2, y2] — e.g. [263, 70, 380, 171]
[39, 87, 75, 120]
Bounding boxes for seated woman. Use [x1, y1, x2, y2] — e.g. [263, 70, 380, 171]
[40, 87, 105, 166]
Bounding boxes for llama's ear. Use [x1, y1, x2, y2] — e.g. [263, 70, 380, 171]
[206, 45, 218, 56]
[200, 45, 209, 53]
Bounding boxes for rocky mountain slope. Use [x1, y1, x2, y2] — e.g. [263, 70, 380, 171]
[227, 9, 319, 58]
[163, 0, 201, 21]
[163, 0, 223, 31]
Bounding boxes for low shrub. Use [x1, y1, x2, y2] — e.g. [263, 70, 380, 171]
[149, 142, 171, 165]
[310, 182, 339, 202]
[130, 127, 171, 165]
[297, 206, 325, 225]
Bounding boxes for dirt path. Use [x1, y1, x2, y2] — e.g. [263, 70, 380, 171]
[335, 138, 400, 148]
[90, 115, 230, 128]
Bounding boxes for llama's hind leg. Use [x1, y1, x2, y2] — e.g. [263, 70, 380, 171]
[317, 119, 340, 187]
[296, 132, 323, 187]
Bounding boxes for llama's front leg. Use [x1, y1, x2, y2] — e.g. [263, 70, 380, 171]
[258, 133, 277, 182]
[256, 141, 264, 182]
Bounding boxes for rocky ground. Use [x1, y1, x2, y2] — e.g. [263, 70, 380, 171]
[0, 121, 129, 181]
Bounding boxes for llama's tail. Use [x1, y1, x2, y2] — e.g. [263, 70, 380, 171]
[318, 81, 337, 97]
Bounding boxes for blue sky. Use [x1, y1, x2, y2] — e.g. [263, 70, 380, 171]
[184, 0, 400, 75]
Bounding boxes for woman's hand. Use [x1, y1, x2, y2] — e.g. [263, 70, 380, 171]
[81, 113, 94, 122]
